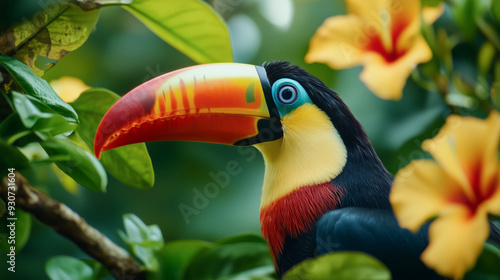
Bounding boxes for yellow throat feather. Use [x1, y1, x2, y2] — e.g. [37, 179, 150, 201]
[255, 103, 347, 208]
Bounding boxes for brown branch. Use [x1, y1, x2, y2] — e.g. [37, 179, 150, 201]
[0, 172, 146, 280]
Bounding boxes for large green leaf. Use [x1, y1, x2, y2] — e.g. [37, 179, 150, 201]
[70, 88, 154, 189]
[0, 56, 78, 123]
[46, 256, 93, 280]
[283, 252, 391, 280]
[184, 242, 274, 280]
[464, 242, 500, 280]
[122, 0, 232, 63]
[149, 240, 213, 280]
[40, 138, 107, 191]
[11, 91, 76, 138]
[0, 4, 99, 76]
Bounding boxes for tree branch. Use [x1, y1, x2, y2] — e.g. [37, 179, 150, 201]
[0, 172, 146, 280]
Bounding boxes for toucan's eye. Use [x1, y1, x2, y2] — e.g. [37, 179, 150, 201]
[277, 85, 298, 105]
[271, 78, 312, 117]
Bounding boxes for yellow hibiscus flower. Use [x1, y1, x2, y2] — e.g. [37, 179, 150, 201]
[305, 0, 443, 100]
[391, 111, 500, 278]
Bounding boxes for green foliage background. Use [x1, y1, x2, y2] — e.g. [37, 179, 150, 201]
[1, 0, 499, 279]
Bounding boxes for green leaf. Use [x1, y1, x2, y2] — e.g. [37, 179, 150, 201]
[149, 240, 213, 280]
[70, 88, 154, 189]
[0, 56, 78, 123]
[122, 0, 233, 63]
[493, 60, 500, 111]
[493, 0, 500, 24]
[12, 91, 51, 128]
[119, 214, 164, 270]
[11, 92, 76, 138]
[451, 0, 491, 40]
[46, 256, 93, 280]
[99, 144, 154, 189]
[0, 113, 33, 145]
[421, 0, 443, 7]
[219, 266, 277, 280]
[0, 140, 30, 177]
[464, 242, 500, 280]
[478, 42, 496, 76]
[81, 259, 110, 280]
[0, 209, 31, 253]
[0, 4, 99, 76]
[51, 164, 78, 194]
[283, 252, 391, 280]
[184, 242, 274, 280]
[40, 138, 107, 191]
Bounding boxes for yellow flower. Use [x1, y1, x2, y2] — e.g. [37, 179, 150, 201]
[390, 111, 500, 279]
[305, 0, 443, 100]
[50, 76, 90, 103]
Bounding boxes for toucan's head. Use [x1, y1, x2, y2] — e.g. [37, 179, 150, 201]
[95, 61, 378, 206]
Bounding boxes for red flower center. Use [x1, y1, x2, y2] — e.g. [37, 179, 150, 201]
[366, 18, 410, 63]
[450, 160, 498, 217]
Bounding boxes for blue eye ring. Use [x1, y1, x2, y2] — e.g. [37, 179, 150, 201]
[271, 78, 312, 117]
[277, 84, 298, 105]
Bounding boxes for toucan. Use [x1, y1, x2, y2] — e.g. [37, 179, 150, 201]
[94, 61, 500, 279]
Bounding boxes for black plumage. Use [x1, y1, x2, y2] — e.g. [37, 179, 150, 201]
[263, 61, 500, 280]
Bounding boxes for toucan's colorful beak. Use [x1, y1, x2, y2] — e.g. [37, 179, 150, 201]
[94, 63, 282, 159]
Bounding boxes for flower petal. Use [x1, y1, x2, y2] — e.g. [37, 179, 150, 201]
[484, 167, 500, 214]
[480, 111, 500, 198]
[422, 4, 445, 25]
[422, 115, 475, 195]
[305, 15, 366, 69]
[392, 0, 422, 55]
[423, 113, 500, 202]
[359, 35, 431, 99]
[389, 0, 420, 27]
[391, 160, 456, 232]
[346, 0, 391, 23]
[422, 205, 490, 279]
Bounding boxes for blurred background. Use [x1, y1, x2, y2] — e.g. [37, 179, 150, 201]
[1, 0, 450, 278]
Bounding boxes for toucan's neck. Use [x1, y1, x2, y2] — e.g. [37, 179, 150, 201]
[255, 104, 347, 208]
[255, 103, 393, 262]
